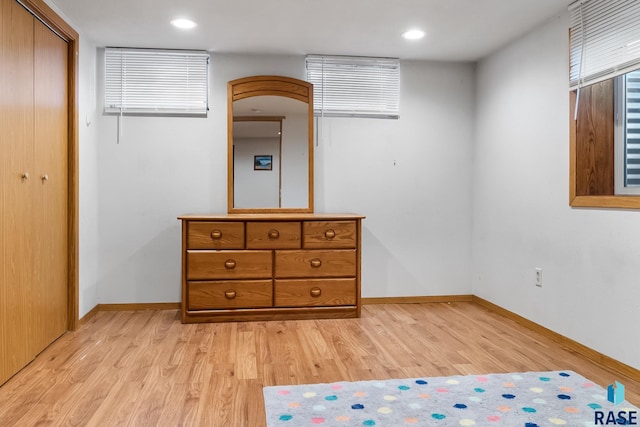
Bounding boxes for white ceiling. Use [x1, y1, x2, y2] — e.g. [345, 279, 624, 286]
[50, 0, 572, 61]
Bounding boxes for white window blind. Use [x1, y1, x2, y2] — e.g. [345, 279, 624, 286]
[625, 70, 640, 186]
[104, 48, 209, 116]
[306, 55, 400, 119]
[569, 0, 640, 90]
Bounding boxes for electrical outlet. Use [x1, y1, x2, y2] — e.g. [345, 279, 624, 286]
[535, 268, 543, 287]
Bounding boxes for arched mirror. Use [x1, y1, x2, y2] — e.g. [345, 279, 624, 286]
[228, 76, 314, 213]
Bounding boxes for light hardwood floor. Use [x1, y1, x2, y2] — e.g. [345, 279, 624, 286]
[0, 302, 638, 426]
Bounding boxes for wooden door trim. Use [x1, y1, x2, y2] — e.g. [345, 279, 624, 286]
[19, 0, 79, 331]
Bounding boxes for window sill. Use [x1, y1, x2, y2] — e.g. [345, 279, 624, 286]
[570, 195, 640, 209]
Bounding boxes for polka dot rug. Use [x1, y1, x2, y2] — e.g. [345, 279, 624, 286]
[263, 370, 639, 426]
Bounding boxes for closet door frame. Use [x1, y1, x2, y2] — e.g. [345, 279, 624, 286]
[19, 0, 79, 331]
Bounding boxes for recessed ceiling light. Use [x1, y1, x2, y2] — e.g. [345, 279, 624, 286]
[402, 29, 425, 40]
[171, 18, 197, 30]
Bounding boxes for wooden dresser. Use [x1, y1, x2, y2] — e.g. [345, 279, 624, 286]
[178, 214, 364, 323]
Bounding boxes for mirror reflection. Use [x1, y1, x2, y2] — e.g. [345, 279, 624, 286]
[232, 96, 309, 209]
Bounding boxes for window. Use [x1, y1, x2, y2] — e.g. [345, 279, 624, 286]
[104, 48, 209, 116]
[569, 0, 640, 208]
[305, 55, 400, 119]
[616, 70, 640, 194]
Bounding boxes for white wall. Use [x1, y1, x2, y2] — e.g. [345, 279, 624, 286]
[316, 60, 475, 297]
[281, 113, 309, 208]
[78, 37, 99, 317]
[473, 13, 640, 369]
[88, 53, 475, 304]
[234, 137, 280, 208]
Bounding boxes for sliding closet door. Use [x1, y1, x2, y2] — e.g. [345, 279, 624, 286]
[0, 0, 36, 384]
[32, 18, 68, 356]
[0, 0, 69, 385]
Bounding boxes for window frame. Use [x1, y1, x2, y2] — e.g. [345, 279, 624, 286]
[568, 0, 640, 208]
[570, 82, 640, 208]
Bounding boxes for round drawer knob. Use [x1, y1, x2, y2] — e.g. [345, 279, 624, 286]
[310, 287, 322, 297]
[310, 258, 322, 268]
[224, 259, 237, 269]
[325, 229, 336, 239]
[268, 229, 280, 240]
[210, 229, 222, 240]
[224, 290, 237, 300]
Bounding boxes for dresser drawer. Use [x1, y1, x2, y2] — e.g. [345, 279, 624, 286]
[188, 280, 273, 310]
[187, 250, 272, 280]
[303, 221, 356, 249]
[188, 221, 245, 250]
[274, 278, 356, 307]
[246, 221, 301, 249]
[274, 250, 356, 278]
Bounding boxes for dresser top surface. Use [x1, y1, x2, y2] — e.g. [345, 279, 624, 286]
[178, 213, 365, 221]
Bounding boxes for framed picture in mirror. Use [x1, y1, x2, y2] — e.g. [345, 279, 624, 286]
[254, 155, 272, 171]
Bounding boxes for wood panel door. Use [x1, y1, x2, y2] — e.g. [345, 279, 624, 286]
[0, 0, 69, 385]
[0, 0, 36, 386]
[32, 18, 68, 356]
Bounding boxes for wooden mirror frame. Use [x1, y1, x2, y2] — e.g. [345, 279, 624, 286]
[227, 75, 314, 213]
